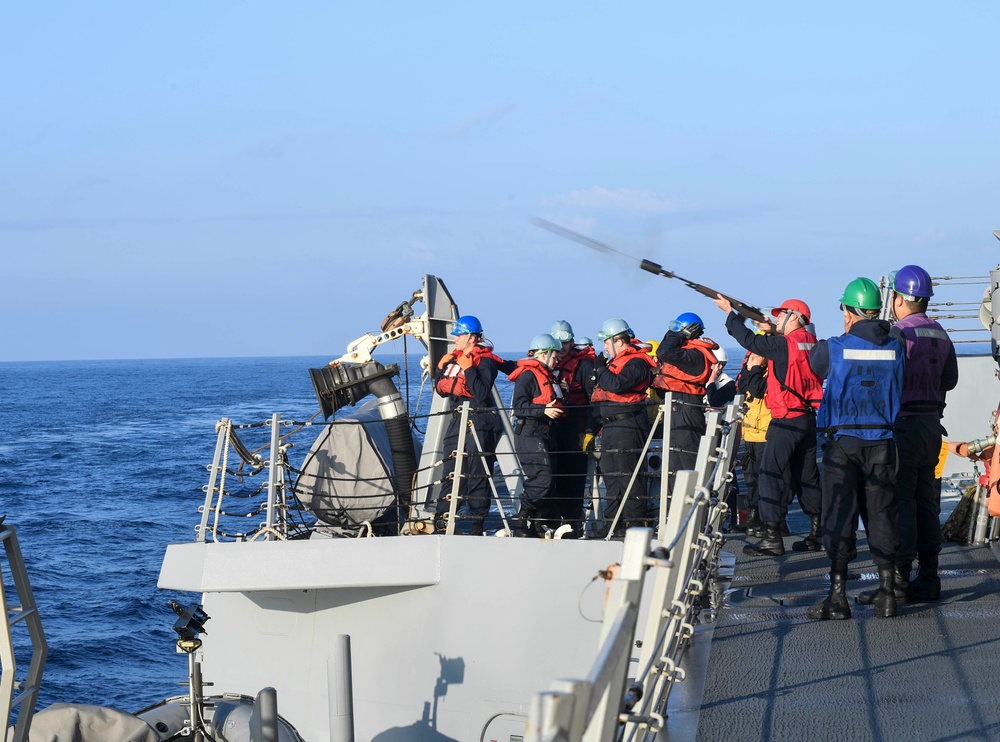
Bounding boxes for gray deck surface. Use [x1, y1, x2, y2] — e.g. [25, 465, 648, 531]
[673, 519, 1000, 742]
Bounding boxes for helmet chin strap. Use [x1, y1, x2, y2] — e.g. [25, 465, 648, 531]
[778, 312, 794, 335]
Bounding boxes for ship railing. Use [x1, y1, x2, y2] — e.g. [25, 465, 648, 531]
[191, 390, 739, 542]
[524, 468, 725, 741]
[197, 413, 304, 543]
[0, 522, 48, 742]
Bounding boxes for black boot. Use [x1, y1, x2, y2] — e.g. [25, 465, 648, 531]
[468, 518, 485, 536]
[807, 560, 851, 620]
[745, 522, 785, 556]
[858, 565, 908, 605]
[895, 563, 911, 595]
[791, 514, 823, 552]
[778, 519, 790, 537]
[509, 505, 536, 538]
[743, 507, 764, 537]
[871, 564, 897, 618]
[908, 557, 941, 601]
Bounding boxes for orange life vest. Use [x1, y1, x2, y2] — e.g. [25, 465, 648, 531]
[555, 347, 595, 406]
[435, 345, 505, 399]
[766, 327, 823, 419]
[988, 407, 1000, 517]
[591, 347, 658, 404]
[651, 337, 719, 395]
[507, 358, 563, 405]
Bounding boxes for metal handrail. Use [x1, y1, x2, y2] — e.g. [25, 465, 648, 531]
[0, 524, 48, 742]
[523, 404, 735, 742]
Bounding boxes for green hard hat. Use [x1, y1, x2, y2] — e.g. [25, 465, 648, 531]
[840, 277, 881, 311]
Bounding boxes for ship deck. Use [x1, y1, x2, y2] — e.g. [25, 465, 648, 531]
[665, 510, 1000, 741]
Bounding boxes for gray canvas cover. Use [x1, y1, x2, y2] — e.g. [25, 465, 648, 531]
[296, 400, 410, 527]
[28, 703, 160, 742]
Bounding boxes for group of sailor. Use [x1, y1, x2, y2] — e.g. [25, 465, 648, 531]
[431, 311, 735, 539]
[714, 265, 957, 621]
[431, 264, 958, 620]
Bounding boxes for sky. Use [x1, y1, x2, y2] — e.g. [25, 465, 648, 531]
[2, 2, 998, 361]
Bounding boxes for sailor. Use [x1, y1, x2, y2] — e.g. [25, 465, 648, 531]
[549, 320, 596, 535]
[507, 334, 565, 537]
[653, 312, 719, 480]
[807, 277, 904, 620]
[712, 295, 823, 556]
[591, 318, 658, 538]
[869, 265, 957, 603]
[735, 323, 774, 536]
[705, 347, 737, 407]
[433, 315, 507, 535]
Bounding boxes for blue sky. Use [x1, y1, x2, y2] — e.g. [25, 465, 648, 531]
[2, 2, 998, 361]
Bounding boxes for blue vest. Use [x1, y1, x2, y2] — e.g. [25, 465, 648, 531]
[817, 333, 904, 441]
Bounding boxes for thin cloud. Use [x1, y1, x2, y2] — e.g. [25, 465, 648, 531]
[548, 186, 685, 214]
[446, 102, 519, 137]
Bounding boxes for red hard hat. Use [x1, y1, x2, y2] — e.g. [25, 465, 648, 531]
[771, 299, 811, 324]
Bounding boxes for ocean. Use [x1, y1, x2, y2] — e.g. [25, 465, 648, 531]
[0, 356, 366, 713]
[0, 349, 743, 716]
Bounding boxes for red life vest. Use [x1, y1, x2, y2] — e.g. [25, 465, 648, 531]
[555, 347, 595, 406]
[651, 338, 719, 395]
[435, 344, 505, 399]
[766, 327, 823, 419]
[508, 358, 563, 405]
[591, 347, 658, 404]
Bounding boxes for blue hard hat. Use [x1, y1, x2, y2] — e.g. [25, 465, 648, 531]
[669, 312, 704, 333]
[892, 265, 934, 299]
[451, 315, 483, 336]
[550, 320, 574, 342]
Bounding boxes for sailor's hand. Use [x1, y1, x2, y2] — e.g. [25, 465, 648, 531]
[594, 353, 608, 371]
[581, 432, 596, 452]
[747, 353, 765, 368]
[456, 354, 474, 370]
[713, 293, 733, 314]
[544, 402, 564, 419]
[437, 352, 455, 369]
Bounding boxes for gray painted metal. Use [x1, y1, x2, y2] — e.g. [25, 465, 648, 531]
[681, 537, 1000, 741]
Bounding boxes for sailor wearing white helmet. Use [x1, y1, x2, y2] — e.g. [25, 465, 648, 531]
[548, 320, 597, 536]
[591, 318, 658, 538]
[508, 333, 565, 537]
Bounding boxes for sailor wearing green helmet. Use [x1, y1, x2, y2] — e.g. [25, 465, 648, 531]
[806, 277, 905, 620]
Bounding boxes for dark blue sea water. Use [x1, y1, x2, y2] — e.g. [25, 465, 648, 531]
[0, 356, 360, 714]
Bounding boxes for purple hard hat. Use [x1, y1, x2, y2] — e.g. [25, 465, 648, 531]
[892, 265, 933, 299]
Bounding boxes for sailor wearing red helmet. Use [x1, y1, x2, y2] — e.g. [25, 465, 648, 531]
[712, 295, 824, 557]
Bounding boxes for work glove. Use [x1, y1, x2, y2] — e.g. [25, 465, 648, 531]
[456, 354, 474, 370]
[680, 322, 704, 340]
[437, 352, 455, 370]
[582, 432, 596, 452]
[593, 353, 608, 371]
